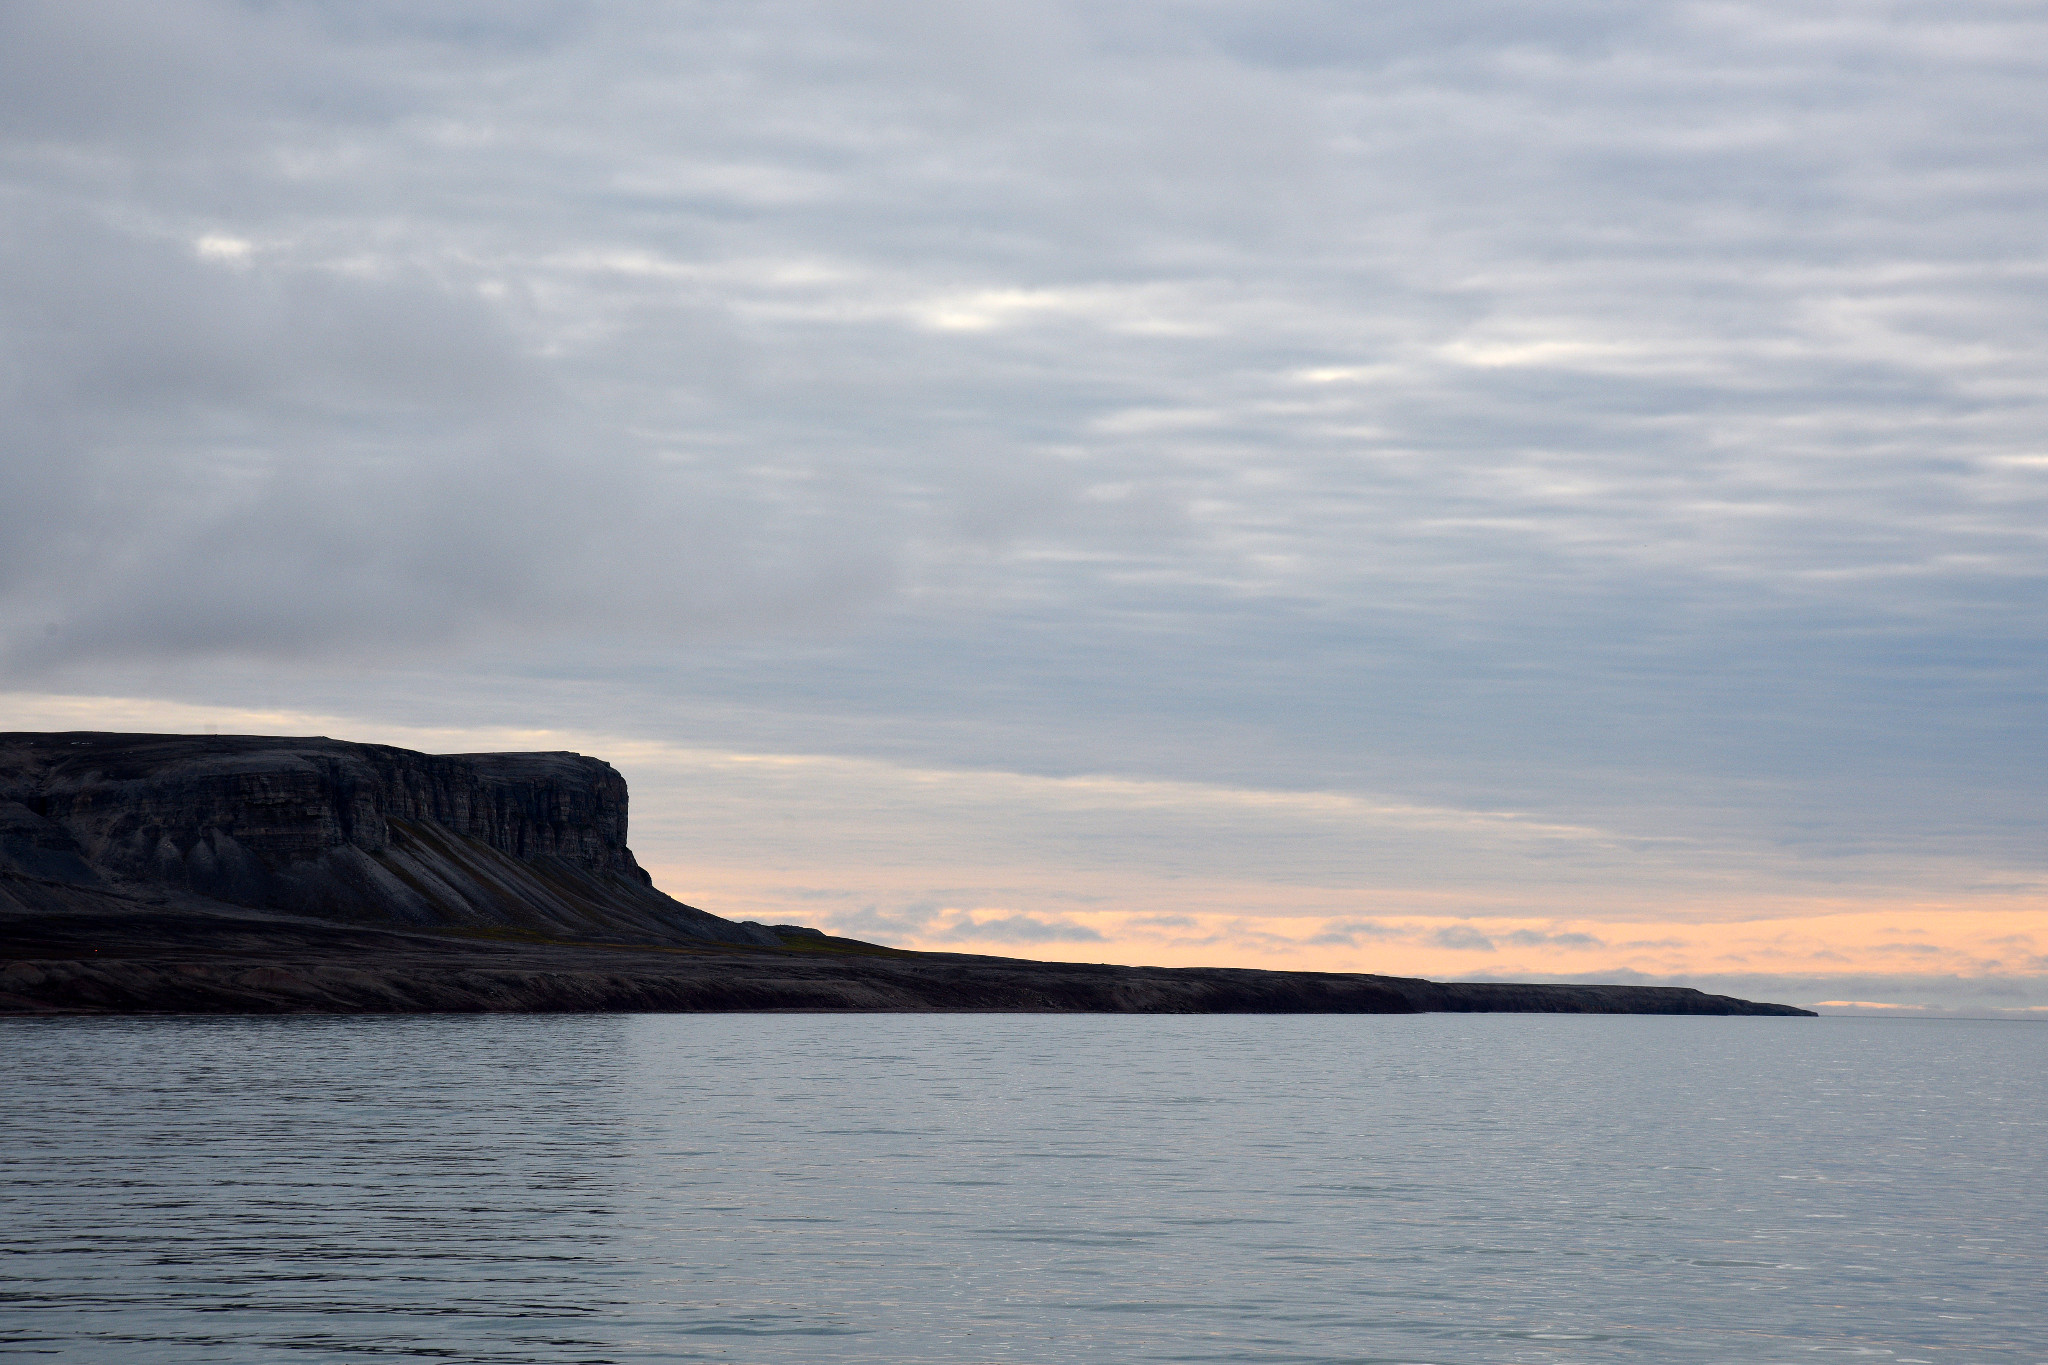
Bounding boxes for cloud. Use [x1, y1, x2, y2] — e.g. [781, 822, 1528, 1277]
[816, 901, 1104, 946]
[0, 0, 376, 149]
[1502, 929, 1605, 949]
[0, 205, 899, 673]
[926, 914, 1106, 946]
[1307, 919, 1406, 947]
[1312, 920, 1607, 952]
[2, 0, 2045, 930]
[817, 903, 941, 942]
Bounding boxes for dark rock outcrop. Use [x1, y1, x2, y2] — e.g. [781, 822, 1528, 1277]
[0, 732, 779, 947]
[0, 732, 1816, 1018]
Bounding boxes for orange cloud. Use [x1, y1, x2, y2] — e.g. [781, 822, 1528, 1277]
[647, 859, 2046, 982]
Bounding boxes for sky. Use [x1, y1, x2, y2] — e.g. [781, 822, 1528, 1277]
[2, 0, 2044, 1016]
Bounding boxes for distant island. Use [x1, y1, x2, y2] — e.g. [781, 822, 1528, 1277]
[0, 732, 1813, 1016]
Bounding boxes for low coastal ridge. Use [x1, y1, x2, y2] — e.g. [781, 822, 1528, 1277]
[0, 732, 1813, 1017]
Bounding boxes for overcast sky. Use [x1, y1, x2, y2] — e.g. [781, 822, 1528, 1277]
[3, 0, 2044, 1013]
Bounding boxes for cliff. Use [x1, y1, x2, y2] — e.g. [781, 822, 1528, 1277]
[0, 732, 783, 947]
[0, 732, 1815, 1018]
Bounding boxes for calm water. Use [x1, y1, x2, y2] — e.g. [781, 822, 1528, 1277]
[1, 1014, 2041, 1364]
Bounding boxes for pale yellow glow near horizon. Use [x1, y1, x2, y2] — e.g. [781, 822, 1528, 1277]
[642, 861, 2047, 980]
[6, 689, 2043, 992]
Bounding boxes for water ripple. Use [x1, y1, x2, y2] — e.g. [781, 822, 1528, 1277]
[2, 1014, 2042, 1363]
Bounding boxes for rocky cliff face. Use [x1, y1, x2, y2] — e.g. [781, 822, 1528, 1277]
[0, 732, 781, 947]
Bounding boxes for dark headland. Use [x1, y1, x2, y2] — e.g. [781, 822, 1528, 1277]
[0, 732, 1813, 1017]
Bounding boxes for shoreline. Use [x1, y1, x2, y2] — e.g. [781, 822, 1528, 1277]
[1, 905, 1816, 1018]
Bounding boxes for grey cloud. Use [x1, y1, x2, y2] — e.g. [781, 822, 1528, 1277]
[925, 914, 1106, 946]
[1308, 919, 1406, 947]
[1430, 927, 1497, 952]
[1191, 0, 1663, 68]
[0, 205, 898, 673]
[816, 903, 1103, 945]
[1501, 930, 1605, 949]
[1, 0, 2043, 901]
[1, 214, 529, 417]
[0, 0, 391, 150]
[817, 904, 936, 943]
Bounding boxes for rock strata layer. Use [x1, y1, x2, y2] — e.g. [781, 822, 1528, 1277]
[0, 732, 779, 947]
[1, 732, 1816, 1017]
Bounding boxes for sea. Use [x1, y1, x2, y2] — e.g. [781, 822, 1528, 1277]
[1, 1013, 2041, 1364]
